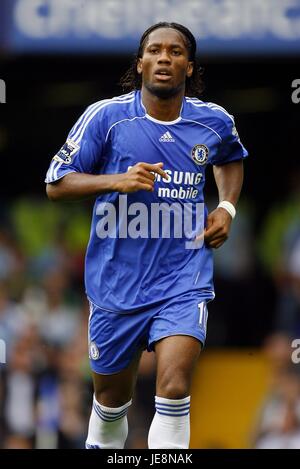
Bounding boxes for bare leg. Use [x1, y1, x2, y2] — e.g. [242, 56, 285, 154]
[92, 348, 143, 406]
[148, 335, 201, 449]
[155, 335, 201, 398]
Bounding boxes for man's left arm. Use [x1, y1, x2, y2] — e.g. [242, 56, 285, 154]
[204, 160, 244, 249]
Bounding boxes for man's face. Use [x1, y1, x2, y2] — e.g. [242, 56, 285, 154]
[137, 28, 194, 99]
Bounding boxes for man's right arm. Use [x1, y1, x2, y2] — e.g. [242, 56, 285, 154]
[46, 162, 167, 202]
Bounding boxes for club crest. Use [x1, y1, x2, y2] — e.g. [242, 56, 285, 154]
[191, 144, 209, 165]
[89, 341, 100, 360]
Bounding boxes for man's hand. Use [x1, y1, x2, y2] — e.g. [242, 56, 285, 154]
[114, 162, 167, 193]
[203, 207, 233, 249]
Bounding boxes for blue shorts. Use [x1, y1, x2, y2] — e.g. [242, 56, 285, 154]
[88, 290, 213, 374]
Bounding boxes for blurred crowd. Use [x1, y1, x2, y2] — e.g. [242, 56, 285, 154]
[249, 170, 300, 449]
[0, 197, 156, 449]
[0, 177, 300, 448]
[0, 210, 90, 448]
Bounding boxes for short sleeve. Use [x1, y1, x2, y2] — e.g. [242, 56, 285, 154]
[45, 105, 105, 183]
[210, 114, 248, 166]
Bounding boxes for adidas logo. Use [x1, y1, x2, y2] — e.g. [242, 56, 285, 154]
[159, 131, 175, 142]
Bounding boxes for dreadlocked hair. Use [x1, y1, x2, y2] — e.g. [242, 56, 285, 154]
[119, 22, 205, 98]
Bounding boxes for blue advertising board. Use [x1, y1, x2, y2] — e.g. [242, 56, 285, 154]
[1, 0, 300, 54]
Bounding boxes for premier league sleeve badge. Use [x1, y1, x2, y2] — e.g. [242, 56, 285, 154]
[53, 139, 80, 164]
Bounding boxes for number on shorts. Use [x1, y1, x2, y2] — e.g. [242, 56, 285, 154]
[198, 301, 208, 329]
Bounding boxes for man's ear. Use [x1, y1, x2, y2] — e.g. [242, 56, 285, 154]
[137, 58, 143, 75]
[187, 61, 194, 78]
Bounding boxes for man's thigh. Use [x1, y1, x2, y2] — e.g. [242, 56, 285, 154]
[91, 348, 143, 406]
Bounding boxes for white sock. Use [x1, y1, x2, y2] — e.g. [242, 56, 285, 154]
[85, 395, 132, 449]
[148, 396, 191, 449]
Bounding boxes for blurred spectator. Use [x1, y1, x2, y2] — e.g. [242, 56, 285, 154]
[56, 348, 87, 450]
[0, 280, 30, 358]
[205, 197, 256, 346]
[253, 367, 300, 449]
[250, 333, 300, 449]
[2, 334, 38, 447]
[57, 379, 86, 448]
[259, 170, 300, 337]
[36, 270, 81, 348]
[274, 219, 300, 337]
[263, 333, 295, 375]
[0, 228, 24, 282]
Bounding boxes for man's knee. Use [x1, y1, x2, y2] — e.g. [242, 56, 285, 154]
[94, 389, 131, 408]
[92, 372, 133, 407]
[156, 370, 191, 399]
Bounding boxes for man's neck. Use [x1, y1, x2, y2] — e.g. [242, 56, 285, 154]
[141, 87, 184, 122]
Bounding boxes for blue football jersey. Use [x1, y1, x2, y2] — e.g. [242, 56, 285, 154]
[45, 90, 248, 312]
